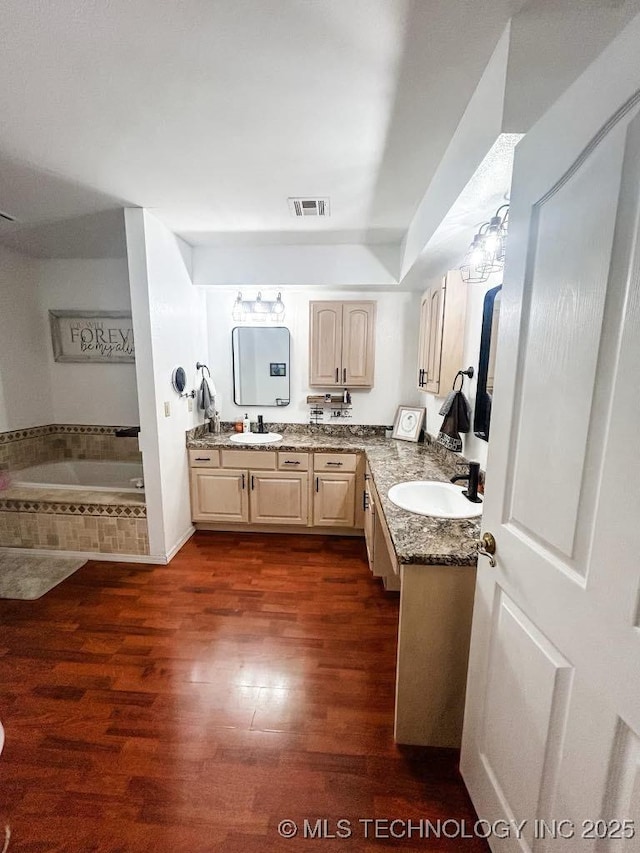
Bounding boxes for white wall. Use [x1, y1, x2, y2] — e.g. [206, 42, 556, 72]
[193, 244, 400, 287]
[0, 245, 53, 431]
[34, 258, 139, 425]
[126, 209, 209, 561]
[419, 272, 502, 470]
[205, 288, 421, 427]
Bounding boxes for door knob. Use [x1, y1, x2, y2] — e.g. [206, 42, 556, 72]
[477, 532, 496, 567]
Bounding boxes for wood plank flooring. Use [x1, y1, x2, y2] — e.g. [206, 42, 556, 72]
[0, 532, 488, 852]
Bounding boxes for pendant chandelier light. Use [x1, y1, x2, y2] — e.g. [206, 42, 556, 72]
[232, 291, 285, 322]
[460, 204, 509, 284]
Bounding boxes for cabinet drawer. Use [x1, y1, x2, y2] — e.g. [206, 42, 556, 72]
[313, 452, 358, 473]
[278, 452, 309, 471]
[220, 449, 277, 469]
[189, 449, 220, 467]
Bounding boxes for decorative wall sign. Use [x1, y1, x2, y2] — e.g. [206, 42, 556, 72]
[49, 310, 135, 363]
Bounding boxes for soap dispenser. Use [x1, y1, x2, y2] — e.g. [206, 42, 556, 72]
[243, 413, 250, 433]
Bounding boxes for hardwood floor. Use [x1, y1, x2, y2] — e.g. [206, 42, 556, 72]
[0, 533, 488, 852]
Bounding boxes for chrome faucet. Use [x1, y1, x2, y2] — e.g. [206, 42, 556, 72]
[451, 461, 482, 503]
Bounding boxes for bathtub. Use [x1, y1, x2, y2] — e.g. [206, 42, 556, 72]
[11, 460, 145, 493]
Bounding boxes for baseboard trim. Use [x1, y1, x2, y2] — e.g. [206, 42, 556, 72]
[0, 546, 162, 565]
[165, 526, 195, 563]
[193, 523, 365, 537]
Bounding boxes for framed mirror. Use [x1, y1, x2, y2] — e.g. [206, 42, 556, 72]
[232, 326, 290, 406]
[473, 285, 501, 441]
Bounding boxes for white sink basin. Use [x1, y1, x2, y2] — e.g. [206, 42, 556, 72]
[228, 432, 283, 445]
[387, 480, 482, 519]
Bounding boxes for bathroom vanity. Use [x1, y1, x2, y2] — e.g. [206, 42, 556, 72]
[189, 446, 364, 531]
[187, 428, 480, 748]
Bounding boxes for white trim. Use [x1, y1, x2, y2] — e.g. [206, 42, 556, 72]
[164, 525, 195, 563]
[0, 546, 165, 565]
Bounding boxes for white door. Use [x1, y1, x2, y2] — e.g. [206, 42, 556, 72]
[461, 15, 640, 853]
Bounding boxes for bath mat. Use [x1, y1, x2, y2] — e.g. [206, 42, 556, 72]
[0, 552, 86, 600]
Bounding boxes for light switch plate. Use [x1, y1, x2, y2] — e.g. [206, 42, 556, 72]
[187, 398, 193, 412]
[164, 402, 170, 417]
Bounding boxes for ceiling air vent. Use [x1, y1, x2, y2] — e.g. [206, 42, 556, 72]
[288, 197, 330, 218]
[0, 210, 17, 223]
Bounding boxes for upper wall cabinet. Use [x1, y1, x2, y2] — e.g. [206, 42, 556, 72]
[416, 271, 467, 396]
[309, 301, 376, 388]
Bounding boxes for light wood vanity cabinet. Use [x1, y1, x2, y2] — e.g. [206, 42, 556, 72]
[416, 270, 467, 395]
[190, 450, 307, 525]
[309, 301, 376, 387]
[190, 448, 362, 530]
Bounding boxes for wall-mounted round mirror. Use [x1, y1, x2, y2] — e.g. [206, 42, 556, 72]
[171, 367, 187, 394]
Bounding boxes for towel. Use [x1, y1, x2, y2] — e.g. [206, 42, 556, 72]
[198, 376, 217, 419]
[437, 390, 471, 453]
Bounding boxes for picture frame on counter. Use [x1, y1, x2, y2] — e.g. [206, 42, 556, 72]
[49, 310, 135, 363]
[391, 405, 425, 442]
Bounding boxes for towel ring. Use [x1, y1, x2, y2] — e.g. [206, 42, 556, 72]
[453, 366, 474, 391]
[196, 362, 211, 377]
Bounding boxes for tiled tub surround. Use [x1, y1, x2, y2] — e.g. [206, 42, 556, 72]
[0, 423, 141, 472]
[0, 497, 148, 555]
[0, 424, 148, 556]
[187, 425, 480, 566]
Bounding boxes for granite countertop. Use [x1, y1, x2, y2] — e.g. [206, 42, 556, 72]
[187, 431, 390, 453]
[187, 427, 481, 567]
[364, 442, 480, 567]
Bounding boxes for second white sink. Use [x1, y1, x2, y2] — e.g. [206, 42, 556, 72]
[228, 432, 283, 445]
[388, 480, 482, 519]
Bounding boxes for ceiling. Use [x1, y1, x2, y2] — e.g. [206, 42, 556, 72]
[0, 0, 638, 266]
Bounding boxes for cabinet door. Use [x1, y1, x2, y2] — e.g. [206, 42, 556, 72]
[249, 471, 308, 525]
[342, 302, 376, 387]
[190, 469, 248, 522]
[425, 280, 445, 394]
[363, 478, 375, 568]
[416, 295, 431, 391]
[437, 269, 467, 394]
[372, 507, 396, 578]
[309, 302, 343, 386]
[313, 472, 356, 527]
[418, 272, 467, 397]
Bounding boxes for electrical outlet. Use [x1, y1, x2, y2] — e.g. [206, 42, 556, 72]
[187, 398, 193, 413]
[164, 402, 170, 417]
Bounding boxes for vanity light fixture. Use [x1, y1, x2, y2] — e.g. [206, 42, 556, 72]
[460, 234, 491, 284]
[460, 203, 509, 284]
[232, 291, 285, 322]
